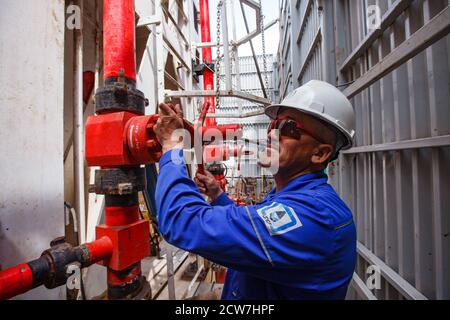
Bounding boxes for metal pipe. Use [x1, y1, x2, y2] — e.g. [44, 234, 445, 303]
[0, 263, 33, 300]
[95, 0, 148, 299]
[200, 0, 216, 126]
[235, 18, 278, 46]
[166, 244, 176, 300]
[0, 237, 113, 300]
[74, 0, 86, 245]
[221, 0, 232, 91]
[205, 110, 266, 118]
[103, 0, 136, 81]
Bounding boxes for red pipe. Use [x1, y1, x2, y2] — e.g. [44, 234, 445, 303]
[0, 264, 33, 300]
[100, 0, 148, 298]
[200, 124, 242, 137]
[200, 0, 212, 64]
[200, 0, 216, 127]
[0, 237, 113, 300]
[84, 236, 114, 264]
[103, 0, 136, 81]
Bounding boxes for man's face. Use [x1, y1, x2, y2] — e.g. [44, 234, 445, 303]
[258, 108, 336, 176]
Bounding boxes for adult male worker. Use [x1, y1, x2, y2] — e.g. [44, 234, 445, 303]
[154, 80, 357, 300]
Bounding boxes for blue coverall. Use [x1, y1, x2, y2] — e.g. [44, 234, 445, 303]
[155, 149, 356, 300]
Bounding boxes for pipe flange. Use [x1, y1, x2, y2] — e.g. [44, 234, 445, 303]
[95, 77, 147, 115]
[90, 168, 146, 195]
[108, 275, 146, 300]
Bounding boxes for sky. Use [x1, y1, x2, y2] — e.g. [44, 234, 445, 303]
[208, 0, 280, 58]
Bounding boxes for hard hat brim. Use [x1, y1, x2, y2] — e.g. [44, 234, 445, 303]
[264, 104, 354, 150]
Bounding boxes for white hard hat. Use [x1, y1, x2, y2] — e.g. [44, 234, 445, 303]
[265, 80, 355, 150]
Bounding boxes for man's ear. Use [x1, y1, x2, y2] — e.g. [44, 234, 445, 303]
[311, 144, 334, 165]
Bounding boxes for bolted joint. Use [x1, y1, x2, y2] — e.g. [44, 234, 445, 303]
[28, 237, 114, 290]
[107, 267, 147, 300]
[85, 112, 163, 167]
[37, 239, 84, 289]
[95, 77, 146, 115]
[90, 168, 146, 196]
[125, 114, 163, 163]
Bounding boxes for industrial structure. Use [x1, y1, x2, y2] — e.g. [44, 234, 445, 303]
[0, 0, 449, 301]
[216, 54, 275, 200]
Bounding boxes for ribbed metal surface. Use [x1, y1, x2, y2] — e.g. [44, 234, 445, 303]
[275, 0, 450, 300]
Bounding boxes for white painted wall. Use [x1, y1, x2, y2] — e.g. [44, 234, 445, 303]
[0, 0, 66, 299]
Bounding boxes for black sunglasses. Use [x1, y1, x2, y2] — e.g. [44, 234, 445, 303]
[267, 119, 326, 144]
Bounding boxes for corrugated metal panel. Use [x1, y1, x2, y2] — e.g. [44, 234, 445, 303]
[276, 0, 450, 300]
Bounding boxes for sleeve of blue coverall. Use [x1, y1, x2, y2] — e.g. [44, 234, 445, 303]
[155, 149, 335, 272]
[211, 192, 235, 207]
[155, 149, 273, 270]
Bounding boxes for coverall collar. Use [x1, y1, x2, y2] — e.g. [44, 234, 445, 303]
[266, 170, 327, 198]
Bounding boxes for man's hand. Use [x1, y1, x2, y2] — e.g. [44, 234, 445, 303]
[154, 103, 184, 154]
[195, 170, 223, 202]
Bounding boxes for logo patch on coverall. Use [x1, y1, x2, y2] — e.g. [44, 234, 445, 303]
[256, 202, 302, 235]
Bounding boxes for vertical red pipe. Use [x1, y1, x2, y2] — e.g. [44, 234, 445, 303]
[200, 0, 216, 127]
[102, 0, 144, 299]
[103, 0, 136, 81]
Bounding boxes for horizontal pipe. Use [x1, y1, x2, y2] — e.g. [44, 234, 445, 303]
[83, 236, 114, 265]
[0, 264, 34, 300]
[205, 110, 266, 118]
[0, 237, 114, 300]
[164, 90, 272, 106]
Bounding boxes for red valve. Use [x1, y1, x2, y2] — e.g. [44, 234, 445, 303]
[125, 114, 161, 164]
[85, 112, 162, 167]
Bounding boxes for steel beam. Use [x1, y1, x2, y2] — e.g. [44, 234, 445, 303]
[340, 0, 413, 72]
[296, 0, 314, 45]
[239, 0, 267, 98]
[236, 19, 278, 46]
[350, 273, 378, 300]
[221, 0, 232, 91]
[342, 135, 450, 154]
[205, 110, 265, 118]
[164, 89, 272, 106]
[343, 6, 450, 99]
[298, 27, 322, 81]
[357, 242, 428, 300]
